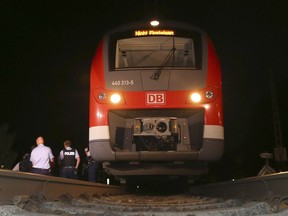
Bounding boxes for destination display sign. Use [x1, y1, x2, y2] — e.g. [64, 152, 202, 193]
[135, 30, 175, 36]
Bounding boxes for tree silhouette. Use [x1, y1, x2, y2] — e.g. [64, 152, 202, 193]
[0, 123, 17, 169]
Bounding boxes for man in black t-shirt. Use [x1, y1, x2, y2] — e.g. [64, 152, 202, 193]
[84, 147, 99, 182]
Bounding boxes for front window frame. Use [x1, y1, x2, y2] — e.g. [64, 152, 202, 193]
[108, 29, 202, 71]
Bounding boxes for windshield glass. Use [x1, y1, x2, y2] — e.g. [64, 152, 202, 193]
[115, 36, 196, 69]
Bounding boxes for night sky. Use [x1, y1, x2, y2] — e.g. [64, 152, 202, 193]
[1, 0, 288, 179]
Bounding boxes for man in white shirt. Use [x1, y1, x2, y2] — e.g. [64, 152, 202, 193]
[30, 136, 54, 175]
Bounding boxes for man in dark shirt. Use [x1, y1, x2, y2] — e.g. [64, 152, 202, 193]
[84, 147, 99, 182]
[58, 140, 80, 179]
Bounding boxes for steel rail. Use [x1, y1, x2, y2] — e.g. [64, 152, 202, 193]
[0, 169, 125, 204]
[190, 171, 288, 212]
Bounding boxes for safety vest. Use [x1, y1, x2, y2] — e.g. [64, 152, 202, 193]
[62, 148, 76, 167]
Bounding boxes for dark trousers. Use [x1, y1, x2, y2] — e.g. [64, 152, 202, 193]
[87, 162, 98, 182]
[31, 167, 51, 176]
[61, 167, 77, 179]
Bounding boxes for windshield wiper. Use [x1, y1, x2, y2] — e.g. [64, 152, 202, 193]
[150, 47, 175, 80]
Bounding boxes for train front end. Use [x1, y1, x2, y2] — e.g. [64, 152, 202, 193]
[89, 21, 224, 178]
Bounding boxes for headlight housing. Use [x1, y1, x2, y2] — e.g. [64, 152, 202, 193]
[93, 89, 125, 105]
[187, 87, 219, 104]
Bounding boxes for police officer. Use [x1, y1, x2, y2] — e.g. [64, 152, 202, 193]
[58, 140, 80, 179]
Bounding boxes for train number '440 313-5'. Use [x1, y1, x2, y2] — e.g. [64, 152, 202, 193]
[112, 80, 134, 86]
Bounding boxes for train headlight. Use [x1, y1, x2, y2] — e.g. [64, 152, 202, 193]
[110, 93, 121, 104]
[187, 87, 219, 104]
[191, 92, 201, 103]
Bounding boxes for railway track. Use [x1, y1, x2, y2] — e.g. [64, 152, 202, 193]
[0, 169, 125, 204]
[190, 171, 288, 213]
[1, 169, 288, 215]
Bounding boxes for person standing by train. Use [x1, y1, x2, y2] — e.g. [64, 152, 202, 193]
[58, 140, 80, 179]
[30, 136, 54, 175]
[84, 147, 99, 182]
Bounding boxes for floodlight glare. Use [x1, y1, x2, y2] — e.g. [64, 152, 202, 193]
[150, 20, 159, 26]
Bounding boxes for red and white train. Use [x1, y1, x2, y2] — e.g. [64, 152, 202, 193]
[89, 20, 224, 179]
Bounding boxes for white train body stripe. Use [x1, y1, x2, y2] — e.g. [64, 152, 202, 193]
[203, 125, 224, 139]
[89, 126, 110, 140]
[90, 125, 224, 141]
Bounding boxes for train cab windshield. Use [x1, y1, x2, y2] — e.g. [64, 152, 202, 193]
[114, 36, 197, 70]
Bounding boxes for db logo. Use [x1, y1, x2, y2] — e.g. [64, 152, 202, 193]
[146, 93, 165, 105]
